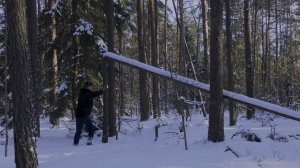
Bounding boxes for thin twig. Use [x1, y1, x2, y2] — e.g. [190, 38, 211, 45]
[225, 146, 240, 158]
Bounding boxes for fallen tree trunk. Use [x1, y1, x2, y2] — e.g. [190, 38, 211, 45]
[102, 52, 300, 122]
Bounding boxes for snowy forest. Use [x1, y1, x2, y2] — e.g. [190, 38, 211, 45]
[0, 0, 300, 168]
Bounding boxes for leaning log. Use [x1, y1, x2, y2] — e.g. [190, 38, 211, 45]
[102, 52, 300, 122]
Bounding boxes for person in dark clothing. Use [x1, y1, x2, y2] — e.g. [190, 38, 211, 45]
[74, 81, 103, 145]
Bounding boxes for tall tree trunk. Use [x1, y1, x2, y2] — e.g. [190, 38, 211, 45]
[146, 3, 152, 114]
[274, 0, 279, 102]
[208, 0, 224, 142]
[154, 0, 160, 117]
[278, 9, 284, 103]
[107, 0, 116, 137]
[284, 6, 293, 107]
[26, 0, 42, 137]
[102, 0, 114, 142]
[201, 0, 209, 82]
[71, 0, 80, 120]
[117, 0, 125, 122]
[149, 0, 160, 118]
[260, 12, 265, 95]
[253, 0, 259, 95]
[102, 59, 109, 143]
[137, 0, 150, 121]
[163, 0, 168, 115]
[179, 0, 186, 78]
[265, 0, 271, 96]
[49, 0, 59, 125]
[6, 0, 39, 166]
[173, 0, 187, 102]
[225, 0, 237, 126]
[178, 0, 188, 150]
[4, 8, 9, 155]
[117, 36, 124, 131]
[244, 0, 254, 119]
[179, 0, 186, 102]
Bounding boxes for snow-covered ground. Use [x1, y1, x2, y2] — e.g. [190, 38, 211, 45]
[1, 110, 300, 168]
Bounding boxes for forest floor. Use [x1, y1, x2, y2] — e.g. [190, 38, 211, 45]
[1, 109, 300, 168]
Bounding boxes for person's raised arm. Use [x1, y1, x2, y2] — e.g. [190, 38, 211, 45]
[92, 90, 103, 97]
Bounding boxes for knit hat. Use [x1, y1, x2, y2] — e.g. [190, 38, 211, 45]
[84, 81, 93, 88]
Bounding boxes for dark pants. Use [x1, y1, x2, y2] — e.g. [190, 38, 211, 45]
[74, 115, 96, 144]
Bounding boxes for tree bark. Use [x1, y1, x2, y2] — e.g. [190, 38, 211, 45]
[49, 0, 59, 125]
[274, 0, 279, 101]
[264, 0, 271, 96]
[179, 0, 185, 77]
[253, 0, 259, 95]
[26, 0, 42, 137]
[117, 0, 126, 121]
[102, 60, 109, 143]
[6, 0, 39, 166]
[163, 0, 168, 115]
[179, 0, 187, 95]
[176, 0, 188, 118]
[154, 0, 160, 117]
[137, 0, 150, 121]
[244, 0, 254, 119]
[4, 7, 9, 155]
[107, 0, 116, 137]
[149, 0, 160, 118]
[71, 0, 80, 120]
[208, 0, 224, 142]
[225, 0, 237, 126]
[201, 0, 209, 82]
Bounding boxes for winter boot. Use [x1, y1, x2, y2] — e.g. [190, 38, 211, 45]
[87, 137, 93, 145]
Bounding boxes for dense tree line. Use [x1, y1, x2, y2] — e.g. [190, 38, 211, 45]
[0, 0, 299, 166]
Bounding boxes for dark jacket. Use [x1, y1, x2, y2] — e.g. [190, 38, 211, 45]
[75, 88, 103, 118]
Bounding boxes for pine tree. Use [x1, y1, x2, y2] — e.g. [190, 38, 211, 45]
[201, 0, 209, 82]
[137, 0, 150, 121]
[244, 0, 254, 119]
[107, 0, 117, 137]
[225, 0, 237, 126]
[149, 0, 160, 118]
[208, 0, 225, 142]
[48, 0, 59, 125]
[26, 0, 42, 137]
[6, 0, 39, 166]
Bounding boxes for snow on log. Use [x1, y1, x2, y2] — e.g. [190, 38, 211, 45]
[103, 52, 300, 122]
